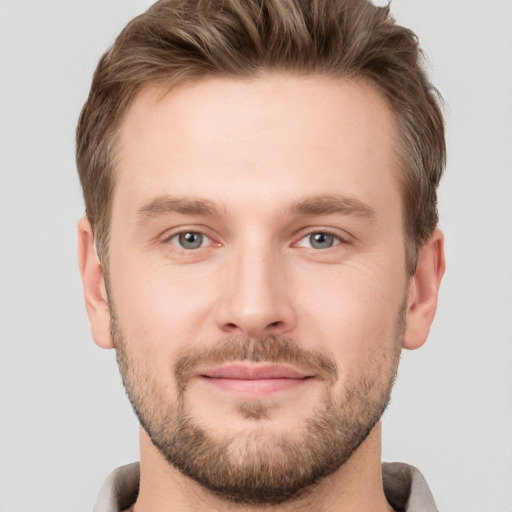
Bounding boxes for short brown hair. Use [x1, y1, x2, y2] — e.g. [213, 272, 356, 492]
[76, 0, 445, 275]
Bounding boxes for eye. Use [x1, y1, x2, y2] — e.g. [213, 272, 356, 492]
[298, 232, 341, 250]
[169, 231, 210, 250]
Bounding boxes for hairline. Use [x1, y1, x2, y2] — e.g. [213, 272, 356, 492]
[96, 71, 424, 276]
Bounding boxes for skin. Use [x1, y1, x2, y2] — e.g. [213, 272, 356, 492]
[78, 75, 445, 512]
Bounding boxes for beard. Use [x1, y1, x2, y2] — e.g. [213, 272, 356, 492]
[112, 305, 404, 506]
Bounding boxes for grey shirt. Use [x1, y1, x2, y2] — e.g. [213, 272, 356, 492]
[93, 461, 438, 512]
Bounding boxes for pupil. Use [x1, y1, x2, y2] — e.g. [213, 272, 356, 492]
[180, 232, 202, 249]
[311, 233, 333, 249]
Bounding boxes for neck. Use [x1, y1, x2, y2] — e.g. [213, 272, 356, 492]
[132, 423, 392, 512]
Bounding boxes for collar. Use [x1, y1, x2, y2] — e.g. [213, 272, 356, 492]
[93, 461, 438, 512]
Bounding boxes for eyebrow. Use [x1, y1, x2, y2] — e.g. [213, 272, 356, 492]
[136, 194, 375, 223]
[137, 196, 223, 224]
[288, 195, 376, 219]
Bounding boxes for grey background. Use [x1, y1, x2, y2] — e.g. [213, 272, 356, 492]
[1, 1, 511, 511]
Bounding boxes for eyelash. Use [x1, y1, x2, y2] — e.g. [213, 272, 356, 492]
[167, 230, 218, 250]
[165, 228, 349, 251]
[295, 230, 347, 250]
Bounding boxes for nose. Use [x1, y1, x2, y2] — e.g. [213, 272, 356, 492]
[214, 242, 297, 338]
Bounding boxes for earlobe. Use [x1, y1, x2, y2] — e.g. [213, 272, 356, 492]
[402, 228, 445, 350]
[77, 217, 114, 349]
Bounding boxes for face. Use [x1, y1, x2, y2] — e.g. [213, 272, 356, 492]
[106, 75, 409, 503]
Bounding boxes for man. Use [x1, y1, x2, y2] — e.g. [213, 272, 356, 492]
[76, 0, 445, 510]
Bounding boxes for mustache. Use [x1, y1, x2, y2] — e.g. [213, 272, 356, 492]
[174, 336, 339, 390]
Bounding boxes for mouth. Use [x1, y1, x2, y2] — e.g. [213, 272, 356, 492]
[195, 364, 315, 396]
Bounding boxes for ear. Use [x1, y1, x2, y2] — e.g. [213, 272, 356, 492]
[402, 228, 445, 350]
[77, 217, 113, 349]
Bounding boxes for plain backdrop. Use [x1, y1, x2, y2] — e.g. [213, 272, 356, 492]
[1, 1, 511, 511]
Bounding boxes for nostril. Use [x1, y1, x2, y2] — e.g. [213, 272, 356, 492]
[268, 321, 282, 328]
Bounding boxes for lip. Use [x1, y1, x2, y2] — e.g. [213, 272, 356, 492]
[200, 364, 311, 380]
[195, 364, 314, 396]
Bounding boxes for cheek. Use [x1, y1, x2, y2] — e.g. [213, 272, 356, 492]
[107, 254, 218, 360]
[293, 261, 406, 368]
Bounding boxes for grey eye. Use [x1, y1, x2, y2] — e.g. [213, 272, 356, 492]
[303, 232, 337, 249]
[173, 232, 206, 250]
[310, 232, 334, 249]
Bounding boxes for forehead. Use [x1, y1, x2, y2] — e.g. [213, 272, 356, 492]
[114, 74, 399, 217]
